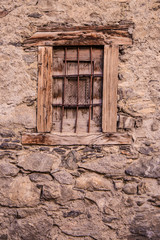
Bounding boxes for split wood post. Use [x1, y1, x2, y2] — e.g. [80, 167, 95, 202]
[102, 45, 119, 132]
[37, 46, 53, 132]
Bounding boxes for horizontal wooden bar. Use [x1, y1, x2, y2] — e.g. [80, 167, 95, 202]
[24, 37, 132, 47]
[29, 31, 130, 40]
[22, 132, 132, 146]
[63, 60, 94, 63]
[52, 103, 101, 108]
[38, 24, 134, 32]
[52, 74, 103, 78]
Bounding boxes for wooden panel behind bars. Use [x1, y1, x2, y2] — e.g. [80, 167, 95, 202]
[52, 47, 103, 133]
[102, 45, 119, 132]
[37, 46, 53, 132]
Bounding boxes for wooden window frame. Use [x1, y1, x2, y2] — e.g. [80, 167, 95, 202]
[22, 24, 133, 146]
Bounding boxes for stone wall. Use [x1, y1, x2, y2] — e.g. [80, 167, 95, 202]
[0, 0, 160, 239]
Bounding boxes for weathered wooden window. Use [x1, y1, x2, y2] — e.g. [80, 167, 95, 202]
[22, 25, 133, 145]
[52, 46, 103, 133]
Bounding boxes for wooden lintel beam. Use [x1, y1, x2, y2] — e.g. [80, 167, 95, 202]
[22, 133, 132, 146]
[38, 24, 134, 32]
[24, 37, 132, 47]
[23, 25, 133, 47]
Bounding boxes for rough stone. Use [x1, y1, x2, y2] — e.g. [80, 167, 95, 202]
[28, 13, 42, 18]
[52, 170, 74, 185]
[41, 181, 61, 200]
[148, 195, 160, 207]
[78, 155, 127, 177]
[62, 150, 81, 170]
[123, 183, 137, 195]
[119, 145, 139, 159]
[75, 173, 113, 191]
[0, 10, 9, 18]
[58, 185, 84, 204]
[0, 176, 40, 207]
[58, 203, 117, 240]
[114, 180, 124, 190]
[53, 148, 66, 155]
[125, 156, 160, 178]
[0, 234, 8, 240]
[0, 130, 15, 138]
[29, 173, 52, 182]
[138, 146, 153, 156]
[51, 153, 61, 172]
[0, 151, 10, 159]
[118, 115, 136, 129]
[9, 214, 53, 240]
[18, 152, 57, 172]
[129, 210, 160, 240]
[137, 182, 147, 195]
[0, 161, 19, 177]
[151, 120, 159, 131]
[85, 191, 110, 212]
[39, 147, 50, 151]
[0, 142, 22, 150]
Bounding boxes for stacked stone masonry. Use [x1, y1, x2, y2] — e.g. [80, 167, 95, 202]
[0, 0, 160, 239]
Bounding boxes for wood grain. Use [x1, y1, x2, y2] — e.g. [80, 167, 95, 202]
[22, 132, 132, 146]
[23, 25, 133, 47]
[37, 46, 53, 132]
[102, 45, 119, 133]
[38, 24, 134, 32]
[52, 47, 103, 133]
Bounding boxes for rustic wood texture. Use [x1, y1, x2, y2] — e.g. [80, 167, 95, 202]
[102, 45, 119, 133]
[52, 47, 103, 133]
[37, 46, 53, 132]
[22, 132, 132, 146]
[38, 24, 134, 32]
[23, 25, 133, 47]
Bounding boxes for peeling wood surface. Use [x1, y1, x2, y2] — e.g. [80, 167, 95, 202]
[22, 132, 132, 146]
[102, 45, 119, 133]
[37, 46, 53, 132]
[24, 25, 133, 47]
[38, 24, 134, 32]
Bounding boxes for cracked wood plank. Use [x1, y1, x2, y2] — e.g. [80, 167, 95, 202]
[22, 132, 132, 146]
[37, 46, 53, 132]
[23, 25, 133, 47]
[38, 24, 134, 32]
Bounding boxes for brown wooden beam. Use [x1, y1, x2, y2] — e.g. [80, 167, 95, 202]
[23, 25, 133, 47]
[38, 24, 134, 32]
[22, 132, 132, 146]
[24, 37, 132, 47]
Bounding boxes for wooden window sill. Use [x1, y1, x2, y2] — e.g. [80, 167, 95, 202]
[21, 132, 132, 146]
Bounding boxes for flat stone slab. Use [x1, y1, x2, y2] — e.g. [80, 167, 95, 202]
[18, 152, 58, 172]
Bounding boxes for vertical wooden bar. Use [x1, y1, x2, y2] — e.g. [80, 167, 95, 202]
[102, 45, 119, 132]
[91, 63, 94, 120]
[61, 47, 67, 132]
[88, 47, 93, 133]
[37, 46, 53, 132]
[75, 47, 79, 133]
